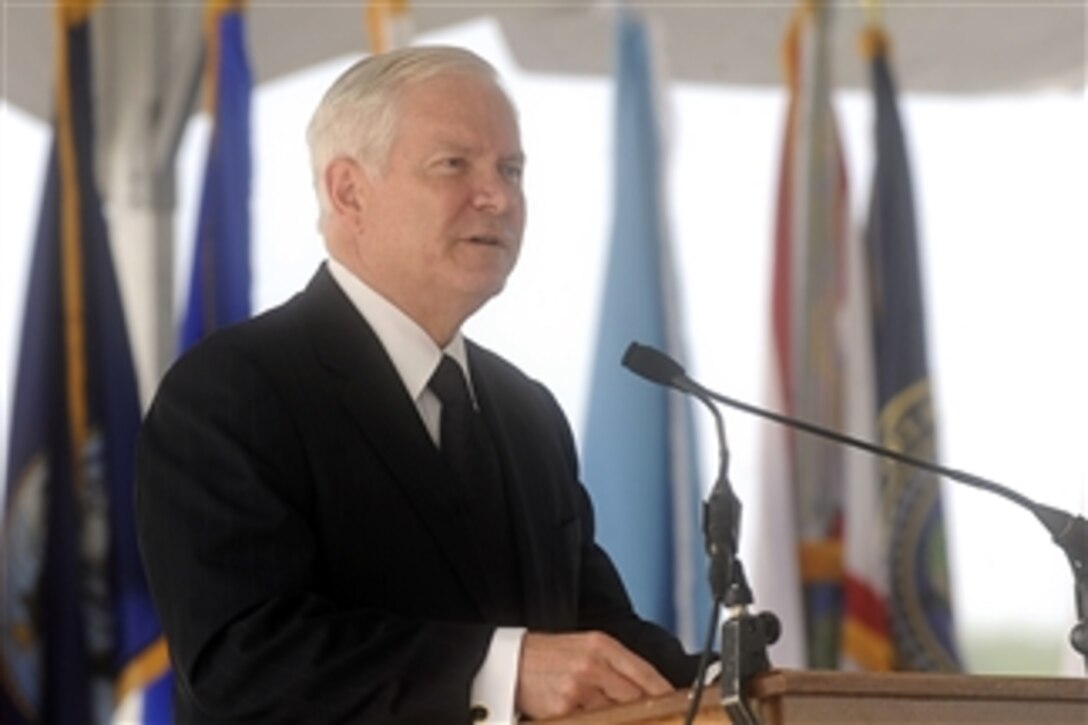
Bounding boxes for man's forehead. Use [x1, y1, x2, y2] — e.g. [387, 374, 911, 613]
[395, 71, 515, 112]
[425, 134, 526, 159]
[393, 79, 521, 144]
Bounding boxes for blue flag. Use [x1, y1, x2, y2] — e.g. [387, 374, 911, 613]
[582, 11, 709, 649]
[0, 3, 170, 723]
[180, 2, 252, 351]
[864, 30, 961, 671]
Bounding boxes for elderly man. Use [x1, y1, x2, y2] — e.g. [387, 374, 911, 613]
[136, 46, 698, 723]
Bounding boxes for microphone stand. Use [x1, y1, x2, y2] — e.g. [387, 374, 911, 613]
[621, 344, 780, 724]
[687, 391, 781, 725]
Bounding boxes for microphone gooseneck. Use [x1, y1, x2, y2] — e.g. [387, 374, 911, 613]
[624, 340, 1088, 671]
[622, 342, 739, 601]
[623, 342, 778, 725]
[675, 359, 1088, 624]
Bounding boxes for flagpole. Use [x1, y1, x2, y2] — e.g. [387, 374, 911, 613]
[94, 3, 204, 401]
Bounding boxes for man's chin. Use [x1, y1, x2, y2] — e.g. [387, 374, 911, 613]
[470, 277, 508, 305]
[456, 272, 511, 315]
[466, 255, 516, 288]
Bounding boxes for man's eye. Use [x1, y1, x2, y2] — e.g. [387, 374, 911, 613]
[441, 157, 467, 170]
[501, 164, 524, 183]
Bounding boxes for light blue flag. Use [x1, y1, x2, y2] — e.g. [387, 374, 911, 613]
[582, 10, 709, 649]
[180, 3, 252, 351]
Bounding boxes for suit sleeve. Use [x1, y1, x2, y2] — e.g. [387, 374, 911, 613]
[575, 486, 701, 688]
[136, 337, 490, 724]
[533, 383, 701, 688]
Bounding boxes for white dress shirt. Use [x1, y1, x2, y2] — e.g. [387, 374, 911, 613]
[327, 258, 523, 723]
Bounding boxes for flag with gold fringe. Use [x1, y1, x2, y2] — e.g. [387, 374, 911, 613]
[0, 2, 170, 723]
[859, 23, 961, 671]
[180, 0, 253, 351]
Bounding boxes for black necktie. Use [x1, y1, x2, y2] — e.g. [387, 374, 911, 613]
[428, 355, 522, 621]
[429, 356, 484, 488]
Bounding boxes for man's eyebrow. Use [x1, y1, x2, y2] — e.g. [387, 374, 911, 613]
[426, 139, 525, 168]
[429, 140, 474, 155]
[430, 137, 524, 157]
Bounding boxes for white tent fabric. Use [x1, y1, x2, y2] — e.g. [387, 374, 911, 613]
[2, 3, 1083, 387]
[2, 3, 1084, 122]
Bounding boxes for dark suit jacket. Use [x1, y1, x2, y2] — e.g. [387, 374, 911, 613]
[136, 265, 697, 723]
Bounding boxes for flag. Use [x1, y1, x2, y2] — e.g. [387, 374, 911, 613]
[582, 10, 709, 650]
[860, 26, 961, 671]
[754, 1, 851, 669]
[179, 0, 252, 352]
[750, 11, 806, 666]
[366, 0, 413, 54]
[0, 2, 169, 723]
[839, 135, 889, 671]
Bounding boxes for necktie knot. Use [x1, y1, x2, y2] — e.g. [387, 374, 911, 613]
[429, 355, 472, 411]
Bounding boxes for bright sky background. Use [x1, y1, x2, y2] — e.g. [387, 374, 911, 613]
[2, 16, 1086, 674]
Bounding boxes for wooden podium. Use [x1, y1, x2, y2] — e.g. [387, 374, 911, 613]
[544, 669, 1088, 724]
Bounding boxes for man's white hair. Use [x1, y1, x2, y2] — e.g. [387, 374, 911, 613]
[306, 45, 511, 227]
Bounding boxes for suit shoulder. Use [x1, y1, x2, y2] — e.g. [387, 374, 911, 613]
[466, 341, 576, 451]
[467, 342, 553, 401]
[189, 291, 305, 356]
[155, 292, 309, 399]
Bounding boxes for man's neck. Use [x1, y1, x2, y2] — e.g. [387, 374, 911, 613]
[329, 253, 474, 348]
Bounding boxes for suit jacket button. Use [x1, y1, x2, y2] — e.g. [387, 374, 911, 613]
[470, 704, 489, 721]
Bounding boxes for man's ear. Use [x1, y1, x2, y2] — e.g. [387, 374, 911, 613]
[325, 156, 368, 219]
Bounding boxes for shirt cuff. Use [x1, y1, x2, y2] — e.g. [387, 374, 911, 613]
[469, 626, 526, 723]
[703, 659, 723, 685]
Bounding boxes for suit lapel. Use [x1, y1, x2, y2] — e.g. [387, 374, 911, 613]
[299, 266, 497, 618]
[469, 345, 579, 630]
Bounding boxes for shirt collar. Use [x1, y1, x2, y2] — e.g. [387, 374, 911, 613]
[326, 258, 471, 401]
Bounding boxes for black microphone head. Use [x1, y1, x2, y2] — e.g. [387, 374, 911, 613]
[622, 342, 688, 387]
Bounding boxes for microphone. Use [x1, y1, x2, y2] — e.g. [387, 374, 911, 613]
[622, 342, 739, 602]
[622, 341, 690, 390]
[623, 341, 1088, 668]
[624, 343, 779, 725]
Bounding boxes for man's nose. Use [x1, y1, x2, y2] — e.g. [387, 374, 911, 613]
[471, 168, 517, 214]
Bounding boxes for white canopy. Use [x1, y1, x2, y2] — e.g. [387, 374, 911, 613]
[1, 0, 1084, 398]
[3, 2, 1085, 122]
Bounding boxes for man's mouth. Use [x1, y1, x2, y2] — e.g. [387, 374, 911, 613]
[467, 234, 504, 247]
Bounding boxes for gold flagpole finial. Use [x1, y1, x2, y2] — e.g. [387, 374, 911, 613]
[365, 0, 411, 55]
[58, 0, 99, 27]
[201, 1, 247, 115]
[780, 1, 809, 95]
[365, 1, 388, 55]
[858, 0, 889, 60]
[860, 0, 881, 26]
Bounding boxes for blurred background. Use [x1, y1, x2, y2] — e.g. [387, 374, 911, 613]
[1, 2, 1086, 721]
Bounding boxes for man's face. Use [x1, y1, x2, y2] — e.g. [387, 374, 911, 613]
[350, 72, 526, 334]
